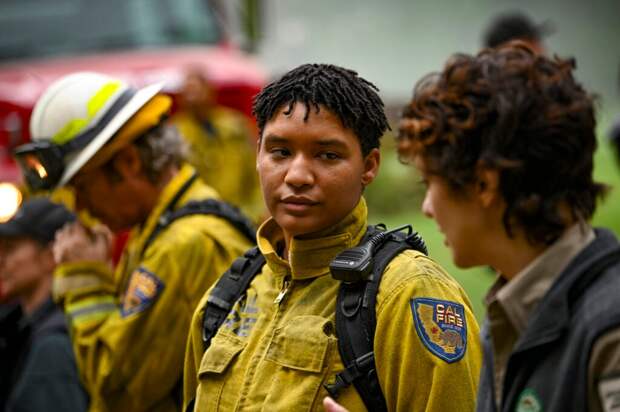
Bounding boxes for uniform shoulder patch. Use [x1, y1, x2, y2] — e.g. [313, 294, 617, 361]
[121, 266, 165, 317]
[516, 388, 543, 412]
[410, 297, 467, 363]
[599, 375, 620, 412]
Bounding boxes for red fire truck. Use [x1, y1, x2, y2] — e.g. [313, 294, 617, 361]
[0, 0, 266, 221]
[0, 0, 266, 298]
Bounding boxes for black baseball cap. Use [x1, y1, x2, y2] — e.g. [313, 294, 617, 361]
[0, 197, 75, 244]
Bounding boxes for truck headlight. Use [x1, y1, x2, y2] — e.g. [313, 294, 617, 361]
[0, 183, 23, 222]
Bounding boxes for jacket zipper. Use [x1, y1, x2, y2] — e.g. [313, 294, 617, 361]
[274, 278, 291, 304]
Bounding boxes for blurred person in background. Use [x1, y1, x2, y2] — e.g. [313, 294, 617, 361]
[172, 68, 265, 223]
[610, 118, 620, 166]
[0, 198, 88, 412]
[13, 72, 255, 411]
[609, 64, 620, 167]
[395, 11, 552, 165]
[399, 42, 620, 412]
[482, 11, 553, 54]
[185, 63, 482, 412]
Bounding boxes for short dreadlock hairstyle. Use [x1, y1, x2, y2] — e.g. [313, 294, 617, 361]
[253, 63, 390, 156]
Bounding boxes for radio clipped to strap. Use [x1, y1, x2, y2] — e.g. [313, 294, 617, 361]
[326, 224, 428, 412]
[196, 223, 428, 412]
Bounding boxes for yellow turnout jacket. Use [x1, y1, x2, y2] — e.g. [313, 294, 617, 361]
[184, 198, 481, 411]
[54, 164, 253, 412]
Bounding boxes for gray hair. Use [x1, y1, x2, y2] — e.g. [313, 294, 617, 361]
[133, 123, 188, 183]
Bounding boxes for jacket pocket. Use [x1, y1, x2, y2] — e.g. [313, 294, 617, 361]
[195, 331, 246, 411]
[262, 315, 336, 411]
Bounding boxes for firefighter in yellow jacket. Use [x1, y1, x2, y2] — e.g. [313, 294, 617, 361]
[184, 64, 482, 411]
[172, 69, 264, 223]
[13, 72, 254, 412]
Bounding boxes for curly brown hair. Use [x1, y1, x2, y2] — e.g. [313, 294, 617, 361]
[399, 41, 608, 245]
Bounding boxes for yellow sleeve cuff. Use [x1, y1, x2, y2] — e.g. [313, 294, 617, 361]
[53, 261, 116, 301]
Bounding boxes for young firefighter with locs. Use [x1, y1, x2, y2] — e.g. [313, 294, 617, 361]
[183, 63, 482, 412]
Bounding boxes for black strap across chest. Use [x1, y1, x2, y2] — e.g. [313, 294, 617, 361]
[326, 226, 427, 412]
[199, 224, 428, 411]
[145, 172, 256, 409]
[201, 246, 265, 347]
[142, 173, 256, 254]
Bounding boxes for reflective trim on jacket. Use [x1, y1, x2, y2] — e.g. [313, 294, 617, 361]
[54, 164, 253, 412]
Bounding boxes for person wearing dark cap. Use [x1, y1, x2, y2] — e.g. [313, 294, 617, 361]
[172, 68, 265, 223]
[482, 11, 553, 54]
[0, 198, 88, 412]
[13, 72, 254, 412]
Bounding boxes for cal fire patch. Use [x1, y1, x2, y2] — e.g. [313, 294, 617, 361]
[121, 267, 164, 317]
[411, 297, 467, 363]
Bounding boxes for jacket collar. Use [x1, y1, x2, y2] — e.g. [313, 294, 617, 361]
[511, 228, 620, 353]
[256, 198, 368, 280]
[487, 223, 594, 334]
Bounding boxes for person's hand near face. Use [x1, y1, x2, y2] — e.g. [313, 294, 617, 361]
[53, 222, 113, 266]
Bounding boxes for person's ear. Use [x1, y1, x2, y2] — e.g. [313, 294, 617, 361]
[112, 144, 143, 179]
[476, 166, 500, 208]
[361, 148, 381, 187]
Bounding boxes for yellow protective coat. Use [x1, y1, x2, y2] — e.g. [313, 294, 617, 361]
[53, 164, 253, 412]
[185, 198, 482, 412]
[172, 108, 264, 222]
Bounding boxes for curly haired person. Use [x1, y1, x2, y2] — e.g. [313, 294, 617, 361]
[400, 42, 619, 412]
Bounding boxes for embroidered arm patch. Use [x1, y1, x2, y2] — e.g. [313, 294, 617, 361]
[410, 297, 467, 363]
[121, 266, 164, 317]
[599, 375, 620, 412]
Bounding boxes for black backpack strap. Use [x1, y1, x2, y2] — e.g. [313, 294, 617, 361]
[201, 247, 266, 349]
[143, 173, 256, 253]
[142, 172, 196, 253]
[160, 200, 256, 244]
[326, 225, 427, 412]
[185, 249, 264, 411]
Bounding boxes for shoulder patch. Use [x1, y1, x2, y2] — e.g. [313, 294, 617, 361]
[410, 297, 467, 363]
[516, 388, 543, 412]
[599, 375, 620, 412]
[121, 267, 165, 317]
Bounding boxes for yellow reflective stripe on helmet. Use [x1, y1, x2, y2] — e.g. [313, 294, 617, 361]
[51, 81, 123, 145]
[87, 81, 122, 117]
[50, 118, 90, 145]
